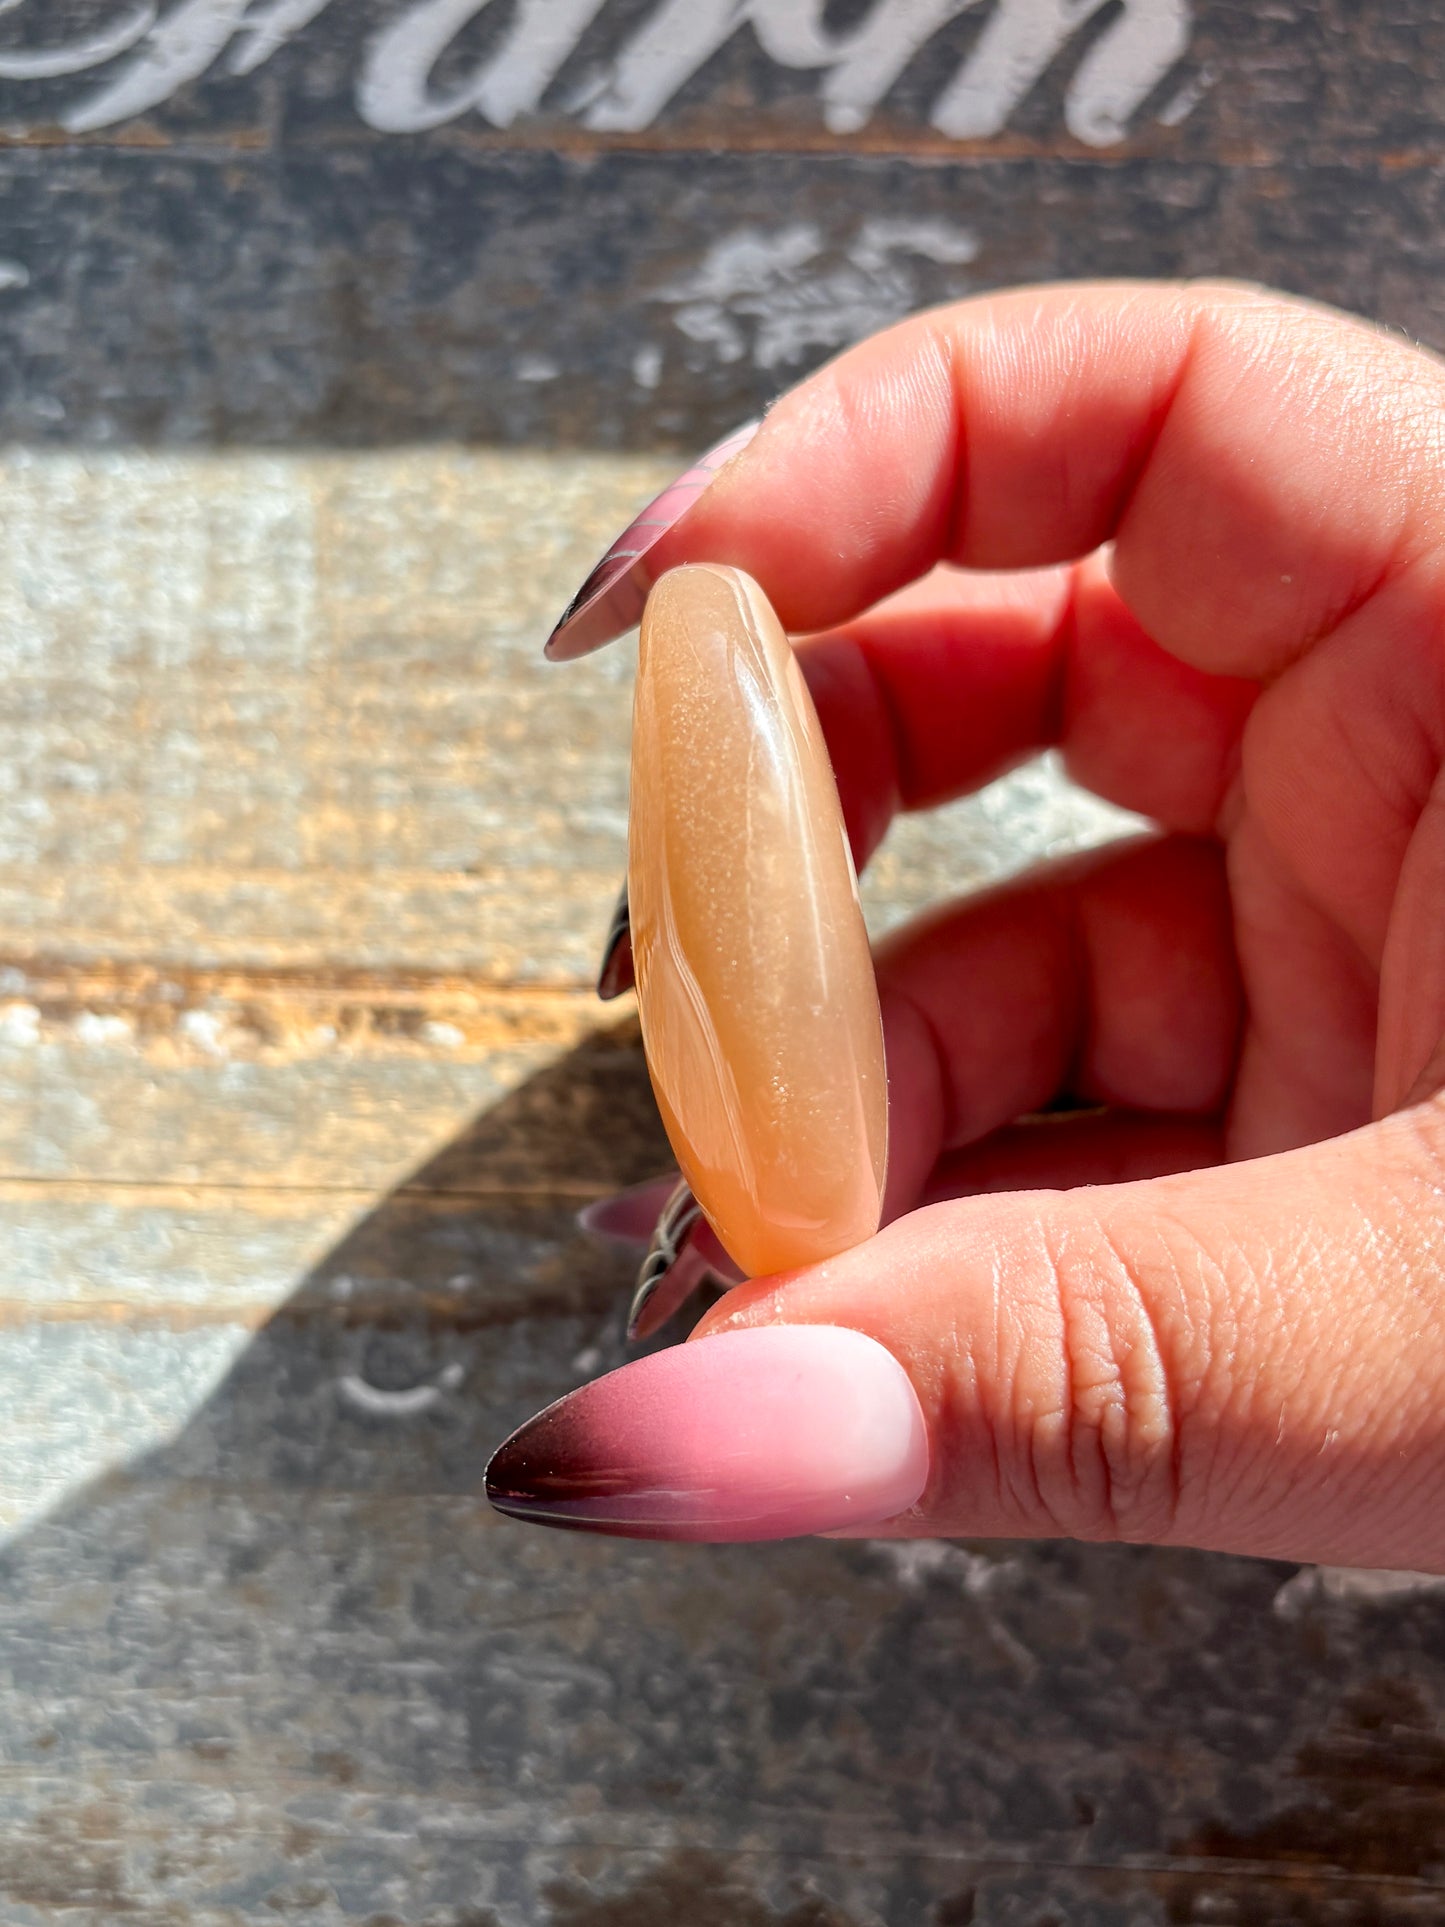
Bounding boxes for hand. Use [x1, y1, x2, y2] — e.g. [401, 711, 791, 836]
[655, 282, 1445, 1570]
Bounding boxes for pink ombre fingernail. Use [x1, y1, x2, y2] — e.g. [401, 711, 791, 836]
[544, 420, 762, 661]
[577, 1174, 681, 1244]
[484, 1326, 928, 1542]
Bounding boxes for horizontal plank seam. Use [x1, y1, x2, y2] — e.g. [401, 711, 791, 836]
[0, 1176, 622, 1200]
[0, 1802, 1431, 1894]
[0, 127, 1437, 170]
[0, 960, 608, 1000]
[0, 127, 1252, 163]
[0, 1293, 619, 1328]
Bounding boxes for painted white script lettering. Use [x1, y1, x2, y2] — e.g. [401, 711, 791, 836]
[929, 0, 1191, 144]
[358, 0, 610, 133]
[0, 0, 1196, 145]
[0, 2, 157, 81]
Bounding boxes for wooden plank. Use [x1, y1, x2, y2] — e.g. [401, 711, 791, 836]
[0, 1191, 636, 1538]
[1, 6, 1441, 461]
[2, 1409, 1445, 1920]
[0, 1, 1440, 165]
[3, 148, 1444, 450]
[0, 450, 1135, 977]
[3, 3, 1443, 1906]
[0, 983, 607, 1189]
[0, 973, 669, 1541]
[1, 961, 1443, 1921]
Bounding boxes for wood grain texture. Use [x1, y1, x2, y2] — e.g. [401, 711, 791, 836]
[4, 150, 1445, 450]
[0, 412, 1439, 1927]
[4, 983, 1445, 1923]
[0, 450, 1136, 977]
[4, 2, 1445, 1917]
[0, 2, 1443, 447]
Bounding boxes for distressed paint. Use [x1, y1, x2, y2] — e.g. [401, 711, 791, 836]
[0, 444, 1427, 1925]
[2, 146, 1444, 450]
[0, 450, 1137, 978]
[655, 217, 980, 371]
[0, 0, 1199, 145]
[0, 4, 1442, 1914]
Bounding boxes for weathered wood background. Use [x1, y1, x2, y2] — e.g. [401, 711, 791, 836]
[3, 4, 1445, 1923]
[1, 0, 1444, 446]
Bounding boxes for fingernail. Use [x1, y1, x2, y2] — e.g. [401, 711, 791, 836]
[484, 1326, 928, 1541]
[626, 1238, 712, 1343]
[596, 878, 634, 1001]
[577, 1173, 680, 1244]
[544, 420, 762, 661]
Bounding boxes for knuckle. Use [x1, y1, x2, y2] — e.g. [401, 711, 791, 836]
[1023, 1211, 1199, 1545]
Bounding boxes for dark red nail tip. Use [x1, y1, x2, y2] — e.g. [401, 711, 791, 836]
[544, 419, 762, 661]
[485, 1394, 672, 1539]
[483, 1329, 931, 1543]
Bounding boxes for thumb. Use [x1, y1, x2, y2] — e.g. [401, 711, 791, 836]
[693, 1095, 1445, 1569]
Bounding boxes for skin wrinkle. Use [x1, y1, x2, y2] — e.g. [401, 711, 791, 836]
[994, 1212, 1067, 1539]
[1167, 1206, 1279, 1549]
[1093, 1210, 1183, 1545]
[933, 1272, 1003, 1531]
[1135, 1196, 1239, 1526]
[1032, 1212, 1106, 1540]
[981, 1238, 1010, 1527]
[1046, 1207, 1185, 1544]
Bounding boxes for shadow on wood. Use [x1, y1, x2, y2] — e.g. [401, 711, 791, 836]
[2, 1023, 1445, 1922]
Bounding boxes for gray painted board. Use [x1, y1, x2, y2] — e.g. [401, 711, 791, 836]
[2, 2, 1445, 1919]
[0, 2, 1443, 446]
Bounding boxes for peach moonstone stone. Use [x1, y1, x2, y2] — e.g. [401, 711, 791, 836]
[629, 564, 887, 1279]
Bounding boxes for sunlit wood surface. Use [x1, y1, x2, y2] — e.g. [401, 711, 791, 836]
[2, 449, 1443, 1926]
[5, 0, 1445, 1916]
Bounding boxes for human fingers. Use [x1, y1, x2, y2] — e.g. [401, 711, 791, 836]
[873, 834, 1241, 1220]
[487, 1087, 1445, 1560]
[674, 1094, 1445, 1565]
[798, 553, 1256, 870]
[794, 563, 1067, 870]
[553, 282, 1445, 674]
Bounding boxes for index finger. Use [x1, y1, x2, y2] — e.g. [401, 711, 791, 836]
[561, 282, 1445, 683]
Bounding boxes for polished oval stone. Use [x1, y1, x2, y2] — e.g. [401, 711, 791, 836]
[629, 564, 887, 1279]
